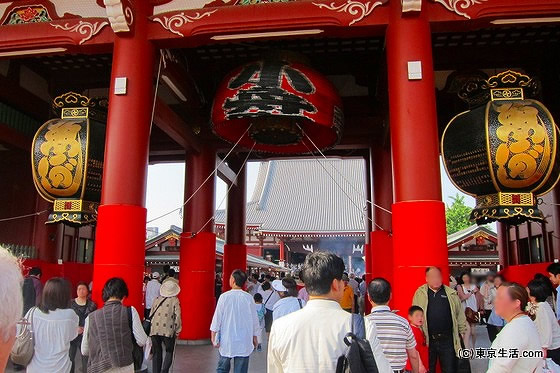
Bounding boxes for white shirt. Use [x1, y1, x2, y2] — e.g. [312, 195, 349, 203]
[26, 308, 79, 373]
[267, 299, 392, 373]
[145, 279, 161, 309]
[210, 289, 259, 358]
[259, 288, 280, 311]
[246, 281, 260, 296]
[480, 281, 495, 310]
[273, 297, 306, 321]
[81, 306, 147, 356]
[459, 284, 478, 311]
[487, 314, 543, 373]
[534, 301, 560, 350]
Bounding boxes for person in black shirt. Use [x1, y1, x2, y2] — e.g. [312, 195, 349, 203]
[70, 281, 97, 373]
[413, 267, 467, 373]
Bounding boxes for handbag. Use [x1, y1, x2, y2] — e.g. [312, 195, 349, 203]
[465, 307, 480, 324]
[10, 307, 36, 366]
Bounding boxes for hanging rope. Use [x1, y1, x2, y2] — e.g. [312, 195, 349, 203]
[0, 210, 48, 223]
[194, 142, 256, 236]
[146, 124, 253, 224]
[300, 138, 375, 229]
[149, 51, 164, 135]
[298, 124, 392, 215]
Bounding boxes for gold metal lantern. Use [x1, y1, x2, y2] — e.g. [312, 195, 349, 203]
[31, 92, 106, 226]
[442, 70, 560, 225]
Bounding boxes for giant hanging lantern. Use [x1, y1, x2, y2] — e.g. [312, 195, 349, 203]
[211, 57, 343, 154]
[31, 92, 107, 226]
[442, 70, 560, 225]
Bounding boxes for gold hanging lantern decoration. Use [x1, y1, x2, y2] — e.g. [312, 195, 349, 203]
[442, 70, 560, 225]
[31, 92, 107, 226]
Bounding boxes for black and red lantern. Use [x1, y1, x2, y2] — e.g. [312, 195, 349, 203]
[31, 92, 106, 226]
[442, 70, 560, 225]
[211, 58, 343, 154]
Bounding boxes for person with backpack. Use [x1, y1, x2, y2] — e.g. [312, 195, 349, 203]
[253, 293, 265, 352]
[81, 277, 148, 373]
[267, 252, 391, 373]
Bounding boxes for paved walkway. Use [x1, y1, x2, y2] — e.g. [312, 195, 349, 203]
[5, 325, 491, 373]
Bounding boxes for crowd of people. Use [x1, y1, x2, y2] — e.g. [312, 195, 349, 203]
[3, 244, 560, 373]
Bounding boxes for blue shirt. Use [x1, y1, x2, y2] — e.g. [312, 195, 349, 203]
[487, 309, 505, 327]
[556, 289, 560, 321]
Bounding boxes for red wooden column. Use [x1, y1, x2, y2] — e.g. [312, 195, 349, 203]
[370, 145, 394, 287]
[179, 146, 217, 341]
[497, 222, 509, 268]
[91, 1, 155, 313]
[222, 157, 247, 292]
[386, 1, 448, 316]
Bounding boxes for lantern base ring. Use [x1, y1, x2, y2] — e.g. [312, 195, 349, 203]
[471, 205, 544, 225]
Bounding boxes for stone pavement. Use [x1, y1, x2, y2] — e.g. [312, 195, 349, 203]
[5, 324, 491, 373]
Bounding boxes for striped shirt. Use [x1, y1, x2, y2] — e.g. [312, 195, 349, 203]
[365, 305, 416, 371]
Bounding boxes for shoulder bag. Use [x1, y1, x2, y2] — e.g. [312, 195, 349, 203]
[10, 306, 36, 366]
[127, 307, 145, 372]
[142, 297, 168, 335]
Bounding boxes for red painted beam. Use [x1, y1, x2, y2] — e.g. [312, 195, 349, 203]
[153, 97, 201, 154]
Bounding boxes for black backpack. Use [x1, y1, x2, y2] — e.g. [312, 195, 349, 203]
[336, 314, 380, 373]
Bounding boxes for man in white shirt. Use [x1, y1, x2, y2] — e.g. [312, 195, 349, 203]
[144, 272, 161, 318]
[210, 269, 259, 373]
[268, 252, 392, 373]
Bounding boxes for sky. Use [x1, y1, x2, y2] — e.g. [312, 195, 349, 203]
[145, 157, 476, 233]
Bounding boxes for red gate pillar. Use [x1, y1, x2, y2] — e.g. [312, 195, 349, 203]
[222, 158, 247, 292]
[91, 1, 155, 313]
[387, 1, 448, 316]
[179, 147, 216, 341]
[370, 145, 394, 283]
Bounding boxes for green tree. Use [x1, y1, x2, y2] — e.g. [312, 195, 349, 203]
[446, 194, 472, 234]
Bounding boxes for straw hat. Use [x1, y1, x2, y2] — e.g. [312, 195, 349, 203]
[152, 272, 160, 279]
[160, 280, 180, 297]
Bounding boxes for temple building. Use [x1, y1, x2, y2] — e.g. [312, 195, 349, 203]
[215, 158, 368, 273]
[1, 0, 560, 342]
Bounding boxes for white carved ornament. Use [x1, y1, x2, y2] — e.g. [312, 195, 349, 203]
[431, 0, 486, 19]
[151, 10, 217, 37]
[103, 0, 133, 33]
[312, 0, 386, 26]
[50, 20, 109, 45]
[302, 244, 314, 253]
[352, 244, 364, 254]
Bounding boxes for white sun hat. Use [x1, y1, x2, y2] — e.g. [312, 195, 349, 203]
[160, 280, 180, 297]
[272, 279, 287, 292]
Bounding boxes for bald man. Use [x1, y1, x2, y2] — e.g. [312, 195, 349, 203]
[412, 267, 466, 373]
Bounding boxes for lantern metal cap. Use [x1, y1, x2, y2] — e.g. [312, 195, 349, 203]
[458, 70, 540, 107]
